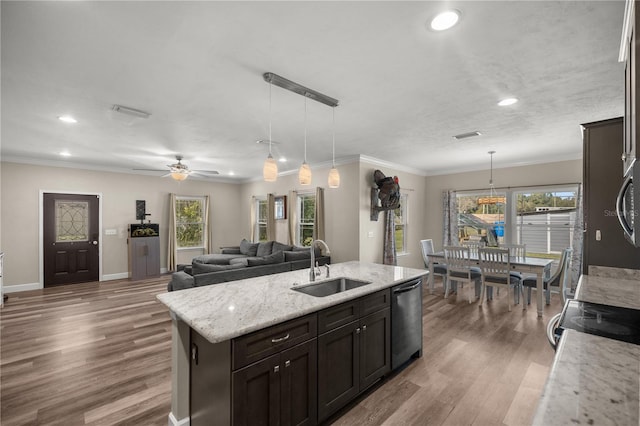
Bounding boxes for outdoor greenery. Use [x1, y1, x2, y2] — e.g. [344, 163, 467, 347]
[176, 198, 204, 248]
[299, 195, 315, 246]
[257, 199, 267, 241]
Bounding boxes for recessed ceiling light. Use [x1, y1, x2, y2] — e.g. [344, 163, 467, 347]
[278, 157, 287, 163]
[498, 98, 518, 106]
[430, 10, 460, 31]
[59, 151, 71, 157]
[58, 115, 77, 123]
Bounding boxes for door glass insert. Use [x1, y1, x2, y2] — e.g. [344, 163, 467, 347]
[55, 200, 89, 242]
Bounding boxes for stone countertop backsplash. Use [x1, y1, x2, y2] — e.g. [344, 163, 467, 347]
[533, 273, 640, 426]
[157, 261, 427, 344]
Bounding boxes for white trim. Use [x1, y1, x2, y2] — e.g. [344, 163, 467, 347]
[359, 154, 427, 177]
[39, 190, 104, 289]
[168, 412, 190, 426]
[3, 282, 42, 293]
[102, 272, 130, 281]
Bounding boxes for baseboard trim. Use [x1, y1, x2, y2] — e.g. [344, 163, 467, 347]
[168, 412, 190, 426]
[3, 282, 42, 293]
[102, 272, 129, 281]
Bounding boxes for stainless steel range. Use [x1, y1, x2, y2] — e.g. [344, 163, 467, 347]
[550, 299, 640, 349]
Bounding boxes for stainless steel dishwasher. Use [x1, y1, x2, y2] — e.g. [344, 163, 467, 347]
[391, 277, 423, 370]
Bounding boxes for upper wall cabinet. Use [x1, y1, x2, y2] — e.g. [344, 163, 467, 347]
[622, 0, 638, 176]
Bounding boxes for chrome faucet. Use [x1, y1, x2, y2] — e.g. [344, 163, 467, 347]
[309, 239, 331, 282]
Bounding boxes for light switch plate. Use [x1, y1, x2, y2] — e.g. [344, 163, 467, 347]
[105, 229, 117, 235]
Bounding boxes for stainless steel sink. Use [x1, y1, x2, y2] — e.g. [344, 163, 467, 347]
[292, 277, 372, 297]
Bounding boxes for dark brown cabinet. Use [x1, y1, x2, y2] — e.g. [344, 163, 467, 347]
[317, 290, 391, 422]
[582, 118, 640, 272]
[232, 340, 317, 426]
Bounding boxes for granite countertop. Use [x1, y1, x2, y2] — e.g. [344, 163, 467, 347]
[533, 274, 640, 425]
[157, 261, 427, 344]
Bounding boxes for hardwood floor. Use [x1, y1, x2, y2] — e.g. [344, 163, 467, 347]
[1, 276, 561, 425]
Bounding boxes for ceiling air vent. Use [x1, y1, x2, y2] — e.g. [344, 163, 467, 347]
[453, 131, 482, 140]
[111, 104, 151, 119]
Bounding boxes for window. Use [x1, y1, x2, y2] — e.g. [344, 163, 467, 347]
[394, 194, 408, 253]
[255, 198, 268, 242]
[175, 196, 206, 249]
[455, 185, 577, 260]
[298, 193, 316, 246]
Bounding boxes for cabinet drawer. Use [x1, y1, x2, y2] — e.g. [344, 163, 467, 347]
[233, 314, 317, 370]
[361, 289, 390, 317]
[318, 299, 360, 334]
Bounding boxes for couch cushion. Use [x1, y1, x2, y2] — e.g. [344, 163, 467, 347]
[284, 250, 311, 261]
[168, 271, 195, 291]
[194, 262, 291, 286]
[239, 239, 259, 256]
[192, 254, 243, 265]
[229, 257, 250, 267]
[292, 245, 321, 257]
[256, 241, 274, 257]
[247, 250, 285, 266]
[272, 241, 293, 253]
[192, 262, 246, 275]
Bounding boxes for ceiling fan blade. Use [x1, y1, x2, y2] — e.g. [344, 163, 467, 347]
[192, 170, 220, 175]
[133, 168, 169, 172]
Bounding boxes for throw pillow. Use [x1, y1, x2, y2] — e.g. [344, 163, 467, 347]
[239, 239, 259, 256]
[247, 250, 285, 266]
[256, 240, 274, 257]
[192, 262, 246, 275]
[272, 241, 293, 253]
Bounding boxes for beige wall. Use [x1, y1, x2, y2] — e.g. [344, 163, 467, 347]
[423, 159, 583, 253]
[1, 162, 243, 288]
[240, 161, 361, 264]
[1, 158, 581, 289]
[359, 162, 427, 269]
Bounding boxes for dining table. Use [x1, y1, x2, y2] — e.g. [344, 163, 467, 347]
[426, 251, 554, 317]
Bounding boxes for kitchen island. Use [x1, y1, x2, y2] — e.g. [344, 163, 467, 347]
[157, 261, 427, 426]
[532, 274, 640, 425]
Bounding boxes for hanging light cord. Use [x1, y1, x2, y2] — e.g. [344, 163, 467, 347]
[304, 95, 307, 162]
[268, 81, 273, 155]
[489, 150, 495, 197]
[332, 107, 336, 167]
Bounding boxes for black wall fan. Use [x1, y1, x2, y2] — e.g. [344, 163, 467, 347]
[134, 155, 219, 181]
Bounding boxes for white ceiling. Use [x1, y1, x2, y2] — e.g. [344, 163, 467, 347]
[1, 1, 626, 182]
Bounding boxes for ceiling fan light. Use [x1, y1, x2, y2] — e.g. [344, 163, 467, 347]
[328, 167, 340, 188]
[263, 154, 278, 182]
[299, 162, 312, 185]
[170, 170, 189, 181]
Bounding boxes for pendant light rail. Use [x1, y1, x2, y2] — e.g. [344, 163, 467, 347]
[263, 72, 339, 107]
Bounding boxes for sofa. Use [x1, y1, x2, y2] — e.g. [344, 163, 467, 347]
[168, 239, 331, 291]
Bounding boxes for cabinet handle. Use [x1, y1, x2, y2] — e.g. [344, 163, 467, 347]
[362, 325, 367, 331]
[191, 344, 198, 366]
[274, 365, 279, 373]
[284, 360, 290, 368]
[356, 328, 361, 334]
[271, 333, 290, 343]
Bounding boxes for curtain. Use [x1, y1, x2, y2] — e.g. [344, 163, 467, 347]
[250, 196, 257, 241]
[203, 195, 213, 254]
[442, 190, 459, 246]
[383, 209, 397, 265]
[315, 187, 325, 241]
[288, 190, 297, 245]
[167, 193, 177, 272]
[267, 193, 276, 241]
[570, 183, 584, 290]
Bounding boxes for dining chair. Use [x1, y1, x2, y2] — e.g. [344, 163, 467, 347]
[522, 247, 573, 305]
[443, 246, 481, 303]
[500, 243, 527, 304]
[461, 240, 485, 298]
[420, 239, 447, 291]
[478, 247, 524, 312]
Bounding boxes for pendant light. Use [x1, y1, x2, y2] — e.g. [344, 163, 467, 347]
[263, 80, 278, 182]
[328, 107, 340, 188]
[298, 96, 312, 185]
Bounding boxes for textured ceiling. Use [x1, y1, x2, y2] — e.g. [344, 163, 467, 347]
[0, 1, 626, 181]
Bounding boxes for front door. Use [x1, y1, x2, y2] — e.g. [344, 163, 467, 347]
[43, 193, 100, 286]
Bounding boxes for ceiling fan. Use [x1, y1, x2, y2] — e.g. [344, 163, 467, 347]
[134, 155, 219, 181]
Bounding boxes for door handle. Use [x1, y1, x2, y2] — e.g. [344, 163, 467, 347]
[92, 241, 98, 245]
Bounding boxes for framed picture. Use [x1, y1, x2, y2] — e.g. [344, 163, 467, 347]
[274, 196, 287, 220]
